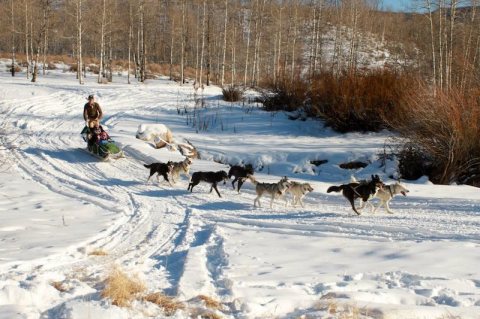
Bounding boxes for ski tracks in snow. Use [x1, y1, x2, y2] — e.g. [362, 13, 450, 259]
[2, 76, 480, 318]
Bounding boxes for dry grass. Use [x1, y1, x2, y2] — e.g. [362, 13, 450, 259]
[197, 295, 223, 310]
[88, 249, 108, 256]
[143, 292, 185, 316]
[189, 307, 223, 319]
[50, 281, 68, 293]
[101, 268, 146, 307]
[314, 295, 375, 319]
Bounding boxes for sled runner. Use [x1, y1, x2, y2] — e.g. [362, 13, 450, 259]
[81, 125, 124, 160]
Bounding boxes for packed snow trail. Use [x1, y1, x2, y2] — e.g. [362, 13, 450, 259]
[1, 71, 480, 318]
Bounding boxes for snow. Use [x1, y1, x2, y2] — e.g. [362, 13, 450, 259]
[1, 63, 480, 319]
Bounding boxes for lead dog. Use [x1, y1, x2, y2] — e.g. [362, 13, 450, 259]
[248, 175, 291, 208]
[170, 157, 193, 183]
[228, 164, 254, 193]
[358, 181, 409, 214]
[327, 175, 384, 215]
[284, 181, 314, 208]
[187, 170, 229, 197]
[144, 161, 174, 186]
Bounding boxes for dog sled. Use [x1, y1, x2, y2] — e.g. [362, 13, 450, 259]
[80, 125, 124, 160]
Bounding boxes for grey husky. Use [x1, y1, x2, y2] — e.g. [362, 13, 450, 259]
[248, 175, 291, 208]
[170, 157, 192, 183]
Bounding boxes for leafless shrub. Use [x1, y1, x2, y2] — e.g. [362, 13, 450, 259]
[391, 84, 480, 185]
[261, 70, 413, 133]
[222, 85, 244, 102]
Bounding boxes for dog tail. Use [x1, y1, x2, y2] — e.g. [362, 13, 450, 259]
[327, 185, 344, 193]
[247, 174, 258, 185]
[144, 163, 152, 169]
[350, 175, 358, 183]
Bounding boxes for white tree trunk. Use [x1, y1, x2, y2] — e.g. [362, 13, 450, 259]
[10, 0, 16, 77]
[180, 0, 186, 85]
[221, 0, 228, 86]
[76, 0, 83, 84]
[98, 0, 106, 83]
[25, 0, 29, 79]
[128, 2, 132, 84]
[199, 0, 206, 88]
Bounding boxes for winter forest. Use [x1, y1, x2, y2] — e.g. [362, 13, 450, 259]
[1, 1, 480, 319]
[2, 0, 480, 184]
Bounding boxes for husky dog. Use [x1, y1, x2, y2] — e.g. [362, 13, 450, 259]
[170, 157, 193, 183]
[359, 182, 409, 214]
[284, 181, 314, 208]
[327, 175, 384, 215]
[228, 164, 254, 193]
[248, 175, 291, 208]
[144, 161, 174, 186]
[187, 170, 229, 197]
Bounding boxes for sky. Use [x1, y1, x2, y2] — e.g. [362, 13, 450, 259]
[381, 0, 415, 12]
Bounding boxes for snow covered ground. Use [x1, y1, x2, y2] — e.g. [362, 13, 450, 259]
[1, 65, 480, 319]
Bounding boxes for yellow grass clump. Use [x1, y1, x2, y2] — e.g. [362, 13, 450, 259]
[101, 268, 146, 307]
[88, 249, 108, 256]
[197, 295, 223, 310]
[143, 292, 185, 316]
[50, 281, 68, 293]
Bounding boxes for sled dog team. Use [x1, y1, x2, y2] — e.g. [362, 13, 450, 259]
[143, 158, 408, 215]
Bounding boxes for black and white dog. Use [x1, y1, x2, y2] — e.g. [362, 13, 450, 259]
[353, 177, 409, 214]
[187, 170, 229, 197]
[228, 164, 254, 193]
[144, 161, 174, 186]
[327, 174, 384, 215]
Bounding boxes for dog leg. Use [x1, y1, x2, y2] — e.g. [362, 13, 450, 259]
[254, 195, 261, 207]
[212, 183, 222, 198]
[349, 198, 361, 215]
[270, 194, 275, 208]
[231, 178, 237, 190]
[386, 200, 394, 214]
[188, 181, 198, 192]
[237, 179, 244, 193]
[163, 173, 173, 187]
[299, 196, 305, 208]
[366, 201, 375, 214]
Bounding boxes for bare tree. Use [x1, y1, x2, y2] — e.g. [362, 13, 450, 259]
[139, 0, 146, 82]
[24, 0, 30, 79]
[98, 0, 106, 83]
[76, 0, 83, 84]
[128, 1, 133, 85]
[10, 0, 16, 77]
[221, 0, 228, 86]
[180, 0, 186, 85]
[31, 0, 51, 83]
[199, 0, 207, 87]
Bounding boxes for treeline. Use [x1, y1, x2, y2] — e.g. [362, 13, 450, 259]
[1, 0, 480, 186]
[0, 0, 420, 85]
